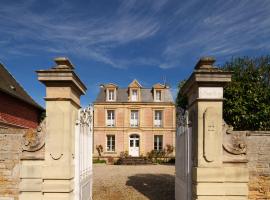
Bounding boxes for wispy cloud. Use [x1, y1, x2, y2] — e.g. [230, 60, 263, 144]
[160, 0, 270, 67]
[0, 0, 162, 68]
[0, 0, 270, 69]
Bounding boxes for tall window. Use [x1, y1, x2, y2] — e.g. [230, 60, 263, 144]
[154, 135, 163, 151]
[154, 110, 162, 127]
[130, 110, 139, 127]
[155, 90, 161, 101]
[106, 135, 115, 152]
[106, 110, 115, 127]
[131, 89, 138, 101]
[108, 89, 115, 101]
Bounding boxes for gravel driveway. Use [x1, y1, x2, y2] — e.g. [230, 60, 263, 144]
[93, 164, 175, 200]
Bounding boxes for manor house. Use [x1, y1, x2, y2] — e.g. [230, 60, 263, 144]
[93, 79, 175, 157]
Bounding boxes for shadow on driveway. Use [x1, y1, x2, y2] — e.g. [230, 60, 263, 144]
[126, 173, 175, 200]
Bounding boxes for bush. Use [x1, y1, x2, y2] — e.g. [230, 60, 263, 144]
[119, 151, 129, 159]
[93, 159, 106, 164]
[96, 144, 103, 160]
[107, 156, 114, 164]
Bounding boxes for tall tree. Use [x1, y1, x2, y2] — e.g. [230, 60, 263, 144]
[176, 56, 270, 131]
[222, 56, 270, 130]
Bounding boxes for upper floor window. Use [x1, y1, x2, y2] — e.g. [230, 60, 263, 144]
[106, 110, 115, 127]
[107, 89, 115, 101]
[130, 110, 139, 127]
[155, 90, 162, 101]
[106, 135, 115, 152]
[131, 89, 138, 101]
[154, 110, 163, 127]
[154, 135, 163, 151]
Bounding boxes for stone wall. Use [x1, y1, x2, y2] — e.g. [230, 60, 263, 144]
[0, 128, 24, 200]
[247, 131, 270, 200]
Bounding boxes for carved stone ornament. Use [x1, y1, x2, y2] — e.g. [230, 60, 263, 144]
[22, 119, 46, 152]
[222, 121, 247, 155]
[203, 107, 219, 162]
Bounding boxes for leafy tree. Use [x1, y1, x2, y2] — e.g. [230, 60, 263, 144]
[176, 56, 270, 131]
[176, 80, 187, 110]
[222, 56, 270, 130]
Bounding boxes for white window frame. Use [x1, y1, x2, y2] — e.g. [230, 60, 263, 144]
[107, 89, 115, 101]
[131, 89, 138, 101]
[106, 135, 115, 152]
[154, 110, 163, 127]
[130, 110, 139, 127]
[154, 135, 163, 151]
[155, 90, 162, 102]
[106, 110, 115, 127]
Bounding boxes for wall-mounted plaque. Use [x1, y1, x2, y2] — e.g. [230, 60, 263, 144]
[199, 87, 223, 99]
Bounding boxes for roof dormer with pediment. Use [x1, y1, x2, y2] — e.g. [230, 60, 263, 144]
[101, 83, 118, 102]
[128, 79, 142, 88]
[95, 80, 174, 104]
[152, 83, 168, 102]
[128, 79, 142, 102]
[101, 83, 118, 89]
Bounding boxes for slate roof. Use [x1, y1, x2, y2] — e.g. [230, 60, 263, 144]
[95, 88, 174, 103]
[0, 63, 44, 111]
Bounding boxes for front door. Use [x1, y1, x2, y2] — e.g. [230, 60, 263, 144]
[129, 134, 140, 157]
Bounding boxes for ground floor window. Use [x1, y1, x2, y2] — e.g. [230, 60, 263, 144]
[106, 135, 115, 152]
[154, 135, 163, 151]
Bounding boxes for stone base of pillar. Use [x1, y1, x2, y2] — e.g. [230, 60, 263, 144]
[193, 166, 249, 200]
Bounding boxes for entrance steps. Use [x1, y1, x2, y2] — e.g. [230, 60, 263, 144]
[116, 157, 152, 165]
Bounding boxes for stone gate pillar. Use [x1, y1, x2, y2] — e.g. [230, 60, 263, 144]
[181, 57, 248, 199]
[37, 57, 87, 200]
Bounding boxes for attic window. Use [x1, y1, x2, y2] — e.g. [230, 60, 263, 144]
[155, 90, 161, 101]
[107, 89, 115, 101]
[131, 89, 138, 101]
[9, 85, 16, 91]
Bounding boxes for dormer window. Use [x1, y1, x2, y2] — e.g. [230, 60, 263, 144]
[107, 89, 115, 101]
[131, 89, 138, 101]
[155, 90, 162, 101]
[128, 79, 142, 102]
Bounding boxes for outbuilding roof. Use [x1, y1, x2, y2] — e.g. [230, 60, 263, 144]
[0, 63, 44, 111]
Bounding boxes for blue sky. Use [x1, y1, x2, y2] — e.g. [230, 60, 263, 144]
[0, 0, 270, 107]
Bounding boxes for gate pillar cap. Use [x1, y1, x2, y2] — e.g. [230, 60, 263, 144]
[181, 56, 232, 97]
[36, 57, 87, 107]
[195, 57, 216, 70]
[53, 57, 74, 70]
[36, 57, 87, 95]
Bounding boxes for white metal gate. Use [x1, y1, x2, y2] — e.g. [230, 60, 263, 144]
[175, 110, 192, 200]
[75, 106, 93, 200]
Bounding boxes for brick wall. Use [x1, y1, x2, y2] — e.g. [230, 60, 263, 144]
[0, 128, 24, 200]
[0, 92, 41, 129]
[247, 131, 270, 200]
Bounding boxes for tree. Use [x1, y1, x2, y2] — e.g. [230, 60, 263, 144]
[175, 80, 187, 111]
[176, 56, 270, 131]
[222, 56, 270, 130]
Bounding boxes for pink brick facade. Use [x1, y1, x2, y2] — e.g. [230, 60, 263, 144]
[93, 104, 176, 157]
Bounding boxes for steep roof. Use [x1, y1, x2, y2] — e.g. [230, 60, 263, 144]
[95, 88, 174, 103]
[0, 63, 44, 111]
